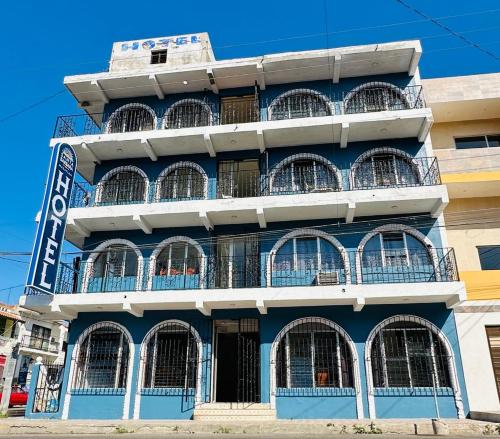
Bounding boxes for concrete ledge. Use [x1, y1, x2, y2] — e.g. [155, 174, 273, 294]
[0, 419, 493, 436]
[471, 411, 500, 423]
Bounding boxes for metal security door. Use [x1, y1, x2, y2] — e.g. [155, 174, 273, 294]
[237, 319, 260, 403]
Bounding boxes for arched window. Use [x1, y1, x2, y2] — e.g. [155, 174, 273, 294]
[98, 167, 147, 205]
[158, 164, 206, 200]
[142, 321, 199, 389]
[88, 243, 140, 292]
[72, 323, 130, 389]
[272, 232, 347, 286]
[344, 82, 409, 114]
[360, 227, 434, 283]
[269, 89, 333, 120]
[271, 155, 340, 194]
[275, 319, 354, 389]
[352, 149, 420, 189]
[107, 104, 156, 133]
[164, 99, 211, 129]
[155, 241, 200, 277]
[149, 237, 203, 290]
[370, 318, 451, 388]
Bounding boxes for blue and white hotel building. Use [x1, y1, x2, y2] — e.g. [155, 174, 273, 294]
[22, 33, 470, 421]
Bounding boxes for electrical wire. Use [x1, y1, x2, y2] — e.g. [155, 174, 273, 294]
[393, 0, 500, 62]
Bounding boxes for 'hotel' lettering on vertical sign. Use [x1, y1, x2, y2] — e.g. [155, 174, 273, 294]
[25, 143, 77, 294]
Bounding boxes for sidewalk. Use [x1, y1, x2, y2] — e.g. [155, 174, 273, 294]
[0, 418, 495, 436]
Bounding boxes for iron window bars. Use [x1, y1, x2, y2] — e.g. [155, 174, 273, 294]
[72, 323, 130, 390]
[142, 322, 198, 389]
[276, 319, 354, 389]
[370, 317, 452, 388]
[32, 362, 65, 413]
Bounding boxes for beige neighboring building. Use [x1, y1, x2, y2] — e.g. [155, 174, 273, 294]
[424, 73, 500, 415]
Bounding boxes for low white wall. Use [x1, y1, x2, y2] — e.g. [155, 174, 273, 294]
[455, 310, 500, 412]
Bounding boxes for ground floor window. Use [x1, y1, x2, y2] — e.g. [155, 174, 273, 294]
[142, 322, 198, 389]
[276, 319, 354, 388]
[73, 323, 129, 389]
[370, 320, 451, 388]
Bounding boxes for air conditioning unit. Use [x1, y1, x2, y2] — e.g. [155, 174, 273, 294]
[316, 271, 339, 285]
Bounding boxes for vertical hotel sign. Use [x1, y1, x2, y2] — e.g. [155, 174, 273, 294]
[26, 143, 77, 294]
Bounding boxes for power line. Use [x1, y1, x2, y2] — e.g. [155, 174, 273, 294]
[394, 0, 500, 62]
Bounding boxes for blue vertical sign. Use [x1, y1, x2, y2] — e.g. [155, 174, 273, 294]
[26, 143, 77, 294]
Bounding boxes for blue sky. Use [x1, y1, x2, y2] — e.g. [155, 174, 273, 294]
[0, 0, 499, 304]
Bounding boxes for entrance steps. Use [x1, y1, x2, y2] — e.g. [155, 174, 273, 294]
[193, 403, 276, 421]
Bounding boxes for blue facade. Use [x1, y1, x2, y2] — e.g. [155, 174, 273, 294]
[27, 304, 468, 419]
[25, 46, 468, 421]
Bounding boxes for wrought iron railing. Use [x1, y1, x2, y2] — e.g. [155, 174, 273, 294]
[53, 85, 425, 137]
[37, 248, 458, 296]
[21, 335, 59, 353]
[69, 156, 440, 208]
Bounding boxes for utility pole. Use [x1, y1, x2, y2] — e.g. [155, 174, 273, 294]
[0, 342, 19, 414]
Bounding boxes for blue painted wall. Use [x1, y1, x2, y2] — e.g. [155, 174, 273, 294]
[42, 303, 468, 420]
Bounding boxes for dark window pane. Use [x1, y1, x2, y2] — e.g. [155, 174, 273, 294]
[478, 246, 500, 270]
[455, 136, 488, 149]
[487, 135, 500, 148]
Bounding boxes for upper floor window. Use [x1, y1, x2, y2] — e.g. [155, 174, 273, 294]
[455, 135, 500, 149]
[93, 245, 139, 279]
[362, 231, 431, 268]
[155, 241, 201, 276]
[344, 83, 409, 114]
[352, 150, 420, 189]
[107, 104, 156, 133]
[151, 49, 167, 64]
[98, 168, 147, 205]
[272, 156, 340, 194]
[478, 246, 500, 270]
[165, 99, 211, 129]
[269, 89, 333, 121]
[159, 165, 205, 200]
[370, 319, 451, 388]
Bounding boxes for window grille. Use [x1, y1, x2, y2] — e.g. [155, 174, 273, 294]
[270, 90, 332, 120]
[151, 49, 167, 64]
[353, 152, 420, 189]
[159, 166, 205, 200]
[371, 318, 451, 388]
[345, 83, 409, 114]
[73, 323, 130, 389]
[272, 156, 339, 194]
[108, 106, 155, 133]
[276, 319, 354, 388]
[98, 169, 147, 204]
[165, 101, 211, 129]
[143, 322, 198, 389]
[93, 245, 138, 278]
[155, 242, 200, 276]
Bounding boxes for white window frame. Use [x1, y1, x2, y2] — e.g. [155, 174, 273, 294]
[156, 242, 198, 276]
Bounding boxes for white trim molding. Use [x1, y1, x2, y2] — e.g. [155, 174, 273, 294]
[355, 223, 439, 284]
[132, 319, 203, 419]
[163, 99, 213, 129]
[61, 321, 135, 420]
[154, 161, 208, 201]
[364, 314, 464, 419]
[82, 239, 144, 293]
[146, 236, 206, 290]
[95, 165, 150, 205]
[266, 228, 351, 286]
[269, 317, 363, 418]
[268, 153, 343, 193]
[105, 103, 158, 133]
[268, 88, 335, 120]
